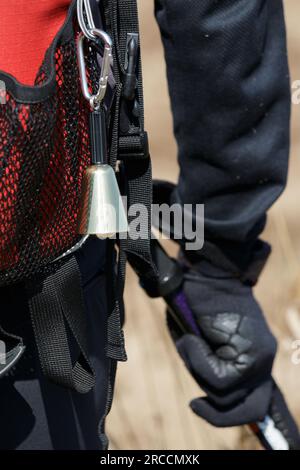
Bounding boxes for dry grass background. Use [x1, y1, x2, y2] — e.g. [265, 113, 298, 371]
[107, 1, 300, 449]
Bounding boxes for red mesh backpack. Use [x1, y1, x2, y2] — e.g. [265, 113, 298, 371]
[0, 0, 153, 392]
[0, 2, 91, 285]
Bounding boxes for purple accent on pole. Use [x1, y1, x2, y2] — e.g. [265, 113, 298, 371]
[172, 291, 201, 336]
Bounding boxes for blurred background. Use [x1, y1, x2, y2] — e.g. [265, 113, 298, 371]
[107, 0, 300, 449]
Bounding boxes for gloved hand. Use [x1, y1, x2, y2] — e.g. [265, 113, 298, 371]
[168, 259, 277, 427]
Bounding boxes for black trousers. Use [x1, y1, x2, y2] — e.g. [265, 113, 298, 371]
[155, 0, 290, 275]
[0, 238, 115, 450]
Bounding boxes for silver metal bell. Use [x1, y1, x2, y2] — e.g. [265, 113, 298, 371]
[78, 163, 128, 239]
[77, 26, 128, 239]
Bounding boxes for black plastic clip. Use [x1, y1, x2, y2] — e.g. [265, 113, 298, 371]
[123, 33, 139, 101]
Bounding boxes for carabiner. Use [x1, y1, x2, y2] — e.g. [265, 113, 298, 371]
[77, 28, 113, 109]
[77, 0, 97, 41]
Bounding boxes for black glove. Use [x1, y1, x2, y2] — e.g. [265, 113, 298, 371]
[168, 260, 277, 427]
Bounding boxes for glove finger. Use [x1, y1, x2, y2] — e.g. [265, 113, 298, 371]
[190, 380, 273, 427]
[176, 334, 242, 392]
[177, 333, 253, 405]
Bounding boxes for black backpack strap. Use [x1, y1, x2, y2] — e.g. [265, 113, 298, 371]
[105, 0, 154, 268]
[27, 256, 95, 393]
[102, 0, 156, 360]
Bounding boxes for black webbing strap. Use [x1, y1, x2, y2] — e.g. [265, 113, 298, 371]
[27, 256, 95, 394]
[102, 0, 156, 361]
[106, 242, 127, 361]
[105, 0, 154, 269]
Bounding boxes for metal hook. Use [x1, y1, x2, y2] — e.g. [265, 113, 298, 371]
[77, 28, 113, 109]
[77, 0, 97, 41]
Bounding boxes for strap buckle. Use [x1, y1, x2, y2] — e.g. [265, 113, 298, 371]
[118, 132, 150, 160]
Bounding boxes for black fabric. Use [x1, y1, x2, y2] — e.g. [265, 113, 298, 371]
[152, 180, 270, 284]
[0, 238, 114, 450]
[106, 240, 127, 361]
[168, 262, 278, 426]
[27, 256, 95, 394]
[102, 0, 156, 361]
[106, 0, 154, 271]
[155, 0, 290, 273]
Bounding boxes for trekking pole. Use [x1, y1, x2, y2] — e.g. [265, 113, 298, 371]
[129, 236, 300, 450]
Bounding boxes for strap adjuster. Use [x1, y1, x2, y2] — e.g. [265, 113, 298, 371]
[118, 131, 149, 160]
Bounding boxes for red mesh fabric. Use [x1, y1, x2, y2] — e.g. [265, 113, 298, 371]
[0, 19, 95, 285]
[0, 0, 71, 85]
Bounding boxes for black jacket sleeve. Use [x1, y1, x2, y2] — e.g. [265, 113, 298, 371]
[155, 0, 290, 275]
